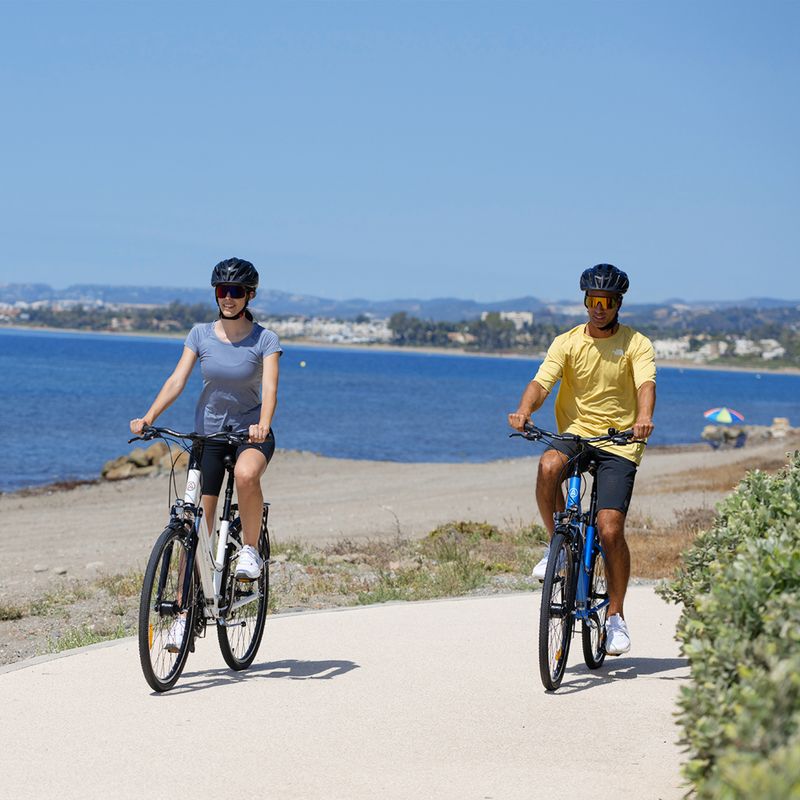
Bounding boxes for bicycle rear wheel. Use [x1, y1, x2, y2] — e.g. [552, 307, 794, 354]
[138, 525, 197, 692]
[538, 530, 575, 691]
[217, 509, 270, 670]
[582, 545, 609, 669]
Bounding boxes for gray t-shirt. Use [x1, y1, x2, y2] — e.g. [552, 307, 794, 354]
[185, 322, 282, 434]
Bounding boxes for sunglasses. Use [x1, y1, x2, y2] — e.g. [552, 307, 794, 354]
[584, 294, 620, 310]
[215, 284, 247, 300]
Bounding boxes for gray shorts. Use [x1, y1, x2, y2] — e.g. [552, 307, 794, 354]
[546, 440, 637, 514]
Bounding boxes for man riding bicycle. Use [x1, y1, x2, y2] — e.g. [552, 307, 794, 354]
[508, 264, 656, 656]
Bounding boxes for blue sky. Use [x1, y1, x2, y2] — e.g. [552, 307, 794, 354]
[0, 1, 797, 303]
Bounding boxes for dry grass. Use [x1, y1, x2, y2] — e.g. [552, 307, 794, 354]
[655, 456, 788, 494]
[3, 509, 716, 664]
[269, 520, 549, 609]
[627, 507, 717, 579]
[95, 570, 143, 599]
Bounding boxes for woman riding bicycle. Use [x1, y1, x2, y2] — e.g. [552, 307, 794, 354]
[130, 257, 281, 585]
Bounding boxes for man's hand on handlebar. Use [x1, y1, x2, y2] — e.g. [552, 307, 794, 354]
[632, 417, 654, 441]
[508, 410, 530, 432]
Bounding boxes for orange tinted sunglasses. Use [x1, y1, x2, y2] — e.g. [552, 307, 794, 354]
[584, 294, 620, 310]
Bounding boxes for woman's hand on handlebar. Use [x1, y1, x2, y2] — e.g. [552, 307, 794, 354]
[248, 423, 270, 443]
[130, 417, 152, 435]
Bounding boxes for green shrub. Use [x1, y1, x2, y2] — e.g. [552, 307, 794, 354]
[658, 452, 800, 798]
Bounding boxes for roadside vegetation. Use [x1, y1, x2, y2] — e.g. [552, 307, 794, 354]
[3, 508, 717, 666]
[658, 451, 800, 799]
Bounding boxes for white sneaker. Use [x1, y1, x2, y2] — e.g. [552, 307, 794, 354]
[164, 616, 186, 653]
[532, 546, 551, 580]
[605, 614, 631, 655]
[235, 545, 264, 580]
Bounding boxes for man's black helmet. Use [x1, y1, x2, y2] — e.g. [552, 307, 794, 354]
[211, 257, 259, 289]
[579, 263, 629, 295]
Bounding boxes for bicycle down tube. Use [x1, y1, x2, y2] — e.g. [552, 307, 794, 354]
[181, 445, 242, 618]
[564, 461, 604, 620]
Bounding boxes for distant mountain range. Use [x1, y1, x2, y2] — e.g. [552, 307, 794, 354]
[1, 283, 798, 321]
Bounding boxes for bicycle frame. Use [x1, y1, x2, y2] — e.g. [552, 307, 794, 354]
[166, 442, 257, 622]
[178, 464, 224, 617]
[562, 459, 608, 625]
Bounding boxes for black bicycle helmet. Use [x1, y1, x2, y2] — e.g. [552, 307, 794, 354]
[579, 263, 629, 295]
[211, 257, 259, 289]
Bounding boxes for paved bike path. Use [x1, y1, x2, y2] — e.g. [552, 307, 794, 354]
[0, 587, 688, 800]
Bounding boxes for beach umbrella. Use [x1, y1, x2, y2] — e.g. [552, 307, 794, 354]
[704, 407, 745, 424]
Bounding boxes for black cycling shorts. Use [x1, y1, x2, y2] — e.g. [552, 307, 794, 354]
[546, 439, 637, 514]
[190, 431, 275, 497]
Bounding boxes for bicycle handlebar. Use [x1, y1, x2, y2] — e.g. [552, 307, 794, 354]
[510, 422, 641, 448]
[128, 425, 251, 447]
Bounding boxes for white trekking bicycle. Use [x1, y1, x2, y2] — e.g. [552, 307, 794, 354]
[130, 426, 270, 692]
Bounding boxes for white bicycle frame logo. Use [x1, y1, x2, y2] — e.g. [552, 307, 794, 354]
[568, 486, 579, 502]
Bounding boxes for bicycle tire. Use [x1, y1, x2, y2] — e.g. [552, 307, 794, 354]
[538, 530, 575, 691]
[138, 525, 197, 692]
[217, 509, 270, 670]
[582, 545, 609, 669]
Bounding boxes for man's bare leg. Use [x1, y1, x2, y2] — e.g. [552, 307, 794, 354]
[597, 508, 629, 618]
[536, 450, 568, 537]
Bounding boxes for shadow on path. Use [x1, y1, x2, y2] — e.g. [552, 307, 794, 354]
[553, 656, 688, 695]
[157, 659, 360, 696]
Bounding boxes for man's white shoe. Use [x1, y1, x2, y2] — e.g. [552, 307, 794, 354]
[235, 545, 264, 581]
[164, 616, 186, 654]
[605, 614, 631, 655]
[532, 546, 550, 580]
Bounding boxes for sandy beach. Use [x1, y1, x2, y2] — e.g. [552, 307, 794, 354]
[1, 433, 796, 603]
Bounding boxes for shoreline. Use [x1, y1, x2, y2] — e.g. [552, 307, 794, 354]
[4, 323, 800, 375]
[0, 441, 718, 498]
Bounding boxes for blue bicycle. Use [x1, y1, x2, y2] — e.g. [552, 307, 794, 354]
[512, 423, 638, 691]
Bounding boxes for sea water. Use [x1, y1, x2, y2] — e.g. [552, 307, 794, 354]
[1, 327, 798, 492]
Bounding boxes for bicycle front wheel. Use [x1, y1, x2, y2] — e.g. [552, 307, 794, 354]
[538, 530, 575, 691]
[217, 514, 269, 670]
[138, 525, 196, 692]
[582, 546, 609, 669]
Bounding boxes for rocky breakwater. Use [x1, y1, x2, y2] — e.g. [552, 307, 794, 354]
[701, 416, 798, 448]
[101, 441, 190, 481]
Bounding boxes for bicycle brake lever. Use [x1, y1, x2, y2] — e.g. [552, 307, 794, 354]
[509, 431, 541, 441]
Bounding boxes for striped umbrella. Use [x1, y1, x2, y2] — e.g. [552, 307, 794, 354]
[704, 407, 745, 424]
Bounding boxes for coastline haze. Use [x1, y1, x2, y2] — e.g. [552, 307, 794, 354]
[2, 281, 797, 315]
